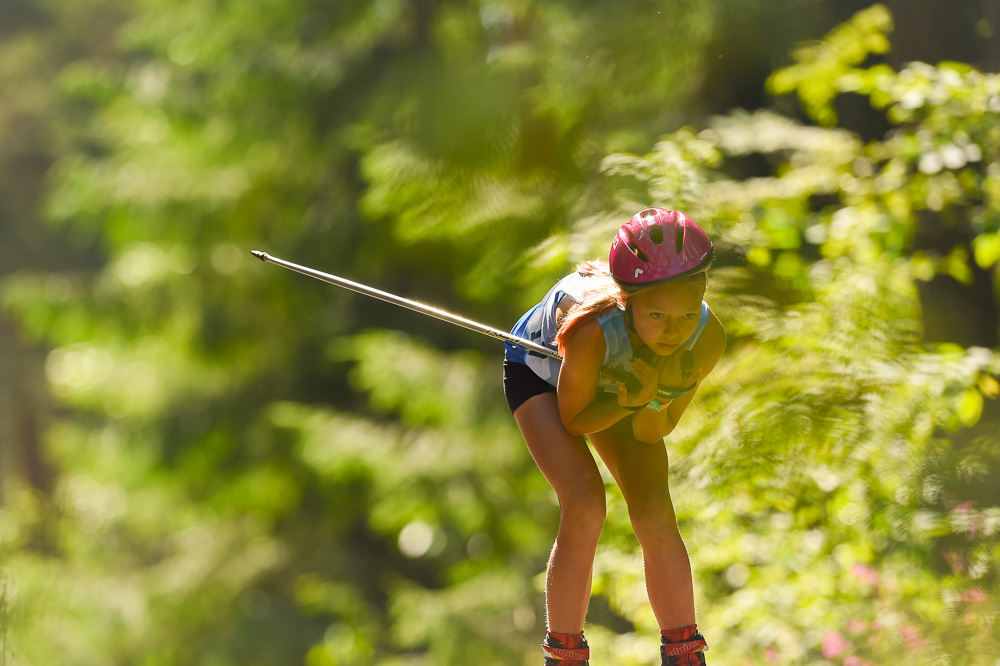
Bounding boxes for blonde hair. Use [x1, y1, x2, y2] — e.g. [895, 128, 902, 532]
[554, 260, 708, 353]
[555, 260, 624, 353]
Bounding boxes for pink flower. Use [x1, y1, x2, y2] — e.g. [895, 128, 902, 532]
[954, 501, 983, 540]
[962, 587, 986, 603]
[846, 618, 867, 634]
[845, 656, 874, 666]
[954, 500, 978, 513]
[822, 631, 851, 659]
[945, 550, 967, 572]
[850, 564, 880, 586]
[866, 620, 884, 648]
[765, 644, 779, 664]
[899, 625, 927, 651]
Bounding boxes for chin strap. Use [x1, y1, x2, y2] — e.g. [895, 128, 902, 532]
[627, 302, 696, 379]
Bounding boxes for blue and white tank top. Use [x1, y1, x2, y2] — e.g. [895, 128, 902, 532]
[504, 272, 710, 395]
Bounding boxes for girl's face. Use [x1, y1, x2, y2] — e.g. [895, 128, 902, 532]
[627, 278, 705, 355]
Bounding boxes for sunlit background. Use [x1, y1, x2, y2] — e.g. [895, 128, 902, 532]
[1, 1, 999, 664]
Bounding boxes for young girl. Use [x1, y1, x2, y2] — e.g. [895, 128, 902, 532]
[503, 209, 725, 665]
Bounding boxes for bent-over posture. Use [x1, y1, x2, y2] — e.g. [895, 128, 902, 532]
[503, 209, 726, 665]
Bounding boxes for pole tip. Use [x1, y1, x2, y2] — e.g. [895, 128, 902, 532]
[250, 250, 268, 261]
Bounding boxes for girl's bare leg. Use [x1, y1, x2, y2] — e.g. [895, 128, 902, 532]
[514, 393, 607, 634]
[589, 419, 696, 630]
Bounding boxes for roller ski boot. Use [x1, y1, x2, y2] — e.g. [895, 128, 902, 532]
[660, 625, 708, 665]
[540, 631, 589, 665]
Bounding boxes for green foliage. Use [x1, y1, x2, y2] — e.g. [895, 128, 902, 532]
[1, 2, 999, 665]
[677, 264, 1000, 663]
[767, 4, 893, 126]
[579, 9, 1000, 663]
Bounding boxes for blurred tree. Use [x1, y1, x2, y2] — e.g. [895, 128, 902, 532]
[0, 0, 124, 500]
[1, 2, 999, 666]
[2, 0, 732, 662]
[585, 5, 1000, 662]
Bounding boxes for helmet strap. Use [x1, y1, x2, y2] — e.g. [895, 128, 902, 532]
[624, 303, 651, 363]
[626, 301, 691, 375]
[625, 304, 662, 368]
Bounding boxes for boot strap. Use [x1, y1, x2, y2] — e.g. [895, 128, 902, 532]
[541, 644, 591, 660]
[661, 635, 707, 657]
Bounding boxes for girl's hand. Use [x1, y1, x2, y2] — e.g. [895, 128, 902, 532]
[617, 357, 660, 409]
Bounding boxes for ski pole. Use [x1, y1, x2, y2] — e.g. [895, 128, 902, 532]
[250, 250, 560, 359]
[250, 250, 682, 401]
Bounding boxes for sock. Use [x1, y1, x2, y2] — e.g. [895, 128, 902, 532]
[661, 624, 699, 643]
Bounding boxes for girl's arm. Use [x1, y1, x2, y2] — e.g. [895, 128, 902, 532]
[630, 312, 726, 443]
[557, 318, 661, 436]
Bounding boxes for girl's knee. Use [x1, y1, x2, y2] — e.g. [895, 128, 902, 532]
[628, 503, 681, 545]
[558, 483, 607, 529]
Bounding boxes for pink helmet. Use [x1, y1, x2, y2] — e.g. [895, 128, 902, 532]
[609, 208, 714, 290]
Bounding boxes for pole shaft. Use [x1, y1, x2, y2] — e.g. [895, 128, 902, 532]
[250, 250, 687, 403]
[251, 250, 561, 360]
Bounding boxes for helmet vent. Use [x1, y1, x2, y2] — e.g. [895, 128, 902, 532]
[675, 225, 686, 254]
[627, 242, 649, 263]
[648, 226, 663, 244]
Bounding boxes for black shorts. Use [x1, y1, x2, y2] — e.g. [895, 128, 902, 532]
[502, 359, 556, 414]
